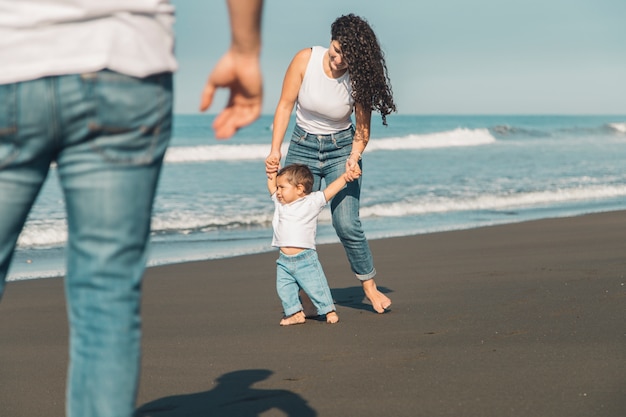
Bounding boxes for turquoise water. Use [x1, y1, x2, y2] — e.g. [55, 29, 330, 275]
[9, 114, 626, 281]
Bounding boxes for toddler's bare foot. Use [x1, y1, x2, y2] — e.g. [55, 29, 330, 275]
[362, 279, 391, 313]
[280, 311, 306, 326]
[326, 311, 339, 324]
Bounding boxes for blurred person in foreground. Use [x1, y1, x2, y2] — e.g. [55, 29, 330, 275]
[0, 1, 263, 416]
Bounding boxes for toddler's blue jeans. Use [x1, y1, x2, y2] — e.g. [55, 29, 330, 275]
[276, 249, 335, 317]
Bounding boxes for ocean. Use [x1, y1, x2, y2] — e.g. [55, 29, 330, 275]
[7, 114, 626, 281]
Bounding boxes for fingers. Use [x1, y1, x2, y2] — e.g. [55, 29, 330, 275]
[199, 82, 216, 113]
[265, 156, 280, 178]
[212, 101, 261, 139]
[199, 50, 263, 139]
[345, 159, 362, 181]
[345, 170, 361, 182]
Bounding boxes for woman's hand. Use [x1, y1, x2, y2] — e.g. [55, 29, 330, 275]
[345, 156, 362, 182]
[265, 152, 281, 178]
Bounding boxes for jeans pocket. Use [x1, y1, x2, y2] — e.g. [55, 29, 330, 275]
[0, 84, 18, 169]
[84, 71, 173, 165]
[331, 137, 352, 151]
[290, 130, 307, 145]
[331, 127, 354, 151]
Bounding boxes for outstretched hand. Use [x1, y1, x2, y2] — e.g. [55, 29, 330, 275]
[200, 49, 263, 139]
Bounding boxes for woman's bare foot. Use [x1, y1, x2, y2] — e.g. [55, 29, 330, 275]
[362, 279, 391, 313]
[326, 311, 339, 324]
[280, 311, 306, 326]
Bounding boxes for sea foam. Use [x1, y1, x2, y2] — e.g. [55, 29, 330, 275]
[366, 128, 495, 151]
[608, 122, 626, 133]
[164, 128, 496, 164]
[356, 184, 626, 218]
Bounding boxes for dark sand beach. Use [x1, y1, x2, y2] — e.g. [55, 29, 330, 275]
[1, 211, 624, 417]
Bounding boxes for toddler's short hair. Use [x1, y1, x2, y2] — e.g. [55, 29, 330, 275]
[277, 164, 314, 194]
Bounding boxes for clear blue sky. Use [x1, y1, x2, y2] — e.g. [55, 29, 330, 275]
[171, 0, 626, 115]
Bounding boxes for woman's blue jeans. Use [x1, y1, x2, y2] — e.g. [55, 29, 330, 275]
[284, 125, 376, 281]
[0, 71, 173, 417]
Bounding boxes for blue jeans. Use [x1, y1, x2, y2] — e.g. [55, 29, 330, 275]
[284, 125, 376, 280]
[0, 70, 173, 417]
[276, 249, 335, 316]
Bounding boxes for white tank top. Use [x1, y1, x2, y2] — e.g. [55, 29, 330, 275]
[295, 46, 354, 134]
[0, 0, 177, 84]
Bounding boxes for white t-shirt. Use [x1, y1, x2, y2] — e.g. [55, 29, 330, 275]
[271, 191, 327, 250]
[0, 0, 177, 84]
[295, 46, 354, 134]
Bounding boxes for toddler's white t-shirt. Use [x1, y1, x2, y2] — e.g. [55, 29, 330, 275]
[271, 191, 327, 250]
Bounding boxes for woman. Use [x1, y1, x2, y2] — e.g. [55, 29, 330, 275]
[265, 14, 396, 314]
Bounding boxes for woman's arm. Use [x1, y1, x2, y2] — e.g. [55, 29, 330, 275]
[345, 102, 372, 180]
[265, 48, 311, 176]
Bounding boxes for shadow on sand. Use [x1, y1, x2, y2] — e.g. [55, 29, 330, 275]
[331, 285, 393, 313]
[134, 369, 316, 417]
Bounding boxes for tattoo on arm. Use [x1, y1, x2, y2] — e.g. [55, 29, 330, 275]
[353, 133, 368, 146]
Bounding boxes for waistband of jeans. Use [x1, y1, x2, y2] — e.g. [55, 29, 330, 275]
[279, 248, 317, 260]
[294, 124, 354, 141]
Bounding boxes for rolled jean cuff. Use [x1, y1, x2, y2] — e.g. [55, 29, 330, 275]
[283, 305, 304, 317]
[355, 268, 376, 281]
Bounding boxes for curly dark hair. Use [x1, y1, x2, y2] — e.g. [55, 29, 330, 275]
[331, 14, 397, 126]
